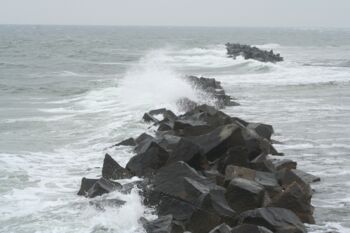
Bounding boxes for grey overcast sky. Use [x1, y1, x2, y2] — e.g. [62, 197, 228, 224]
[1, 0, 349, 28]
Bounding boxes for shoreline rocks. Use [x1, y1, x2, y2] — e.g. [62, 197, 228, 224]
[226, 43, 283, 63]
[77, 75, 319, 233]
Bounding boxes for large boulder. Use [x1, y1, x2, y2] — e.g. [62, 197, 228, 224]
[77, 177, 98, 196]
[247, 123, 274, 140]
[269, 182, 315, 224]
[102, 154, 133, 180]
[225, 165, 281, 197]
[225, 178, 268, 213]
[231, 224, 273, 233]
[126, 141, 169, 177]
[114, 137, 136, 147]
[166, 138, 208, 170]
[152, 161, 217, 204]
[217, 146, 250, 174]
[86, 178, 123, 198]
[187, 123, 245, 161]
[238, 207, 306, 233]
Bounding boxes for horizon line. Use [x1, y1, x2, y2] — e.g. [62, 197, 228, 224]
[0, 23, 349, 30]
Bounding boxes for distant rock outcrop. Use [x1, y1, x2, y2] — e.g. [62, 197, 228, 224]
[226, 43, 283, 63]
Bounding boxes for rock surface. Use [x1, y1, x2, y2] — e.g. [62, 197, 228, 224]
[76, 75, 319, 232]
[226, 43, 283, 63]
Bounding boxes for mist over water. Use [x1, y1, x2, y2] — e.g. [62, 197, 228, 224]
[0, 25, 350, 233]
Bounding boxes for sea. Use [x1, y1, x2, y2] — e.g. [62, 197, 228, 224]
[0, 25, 350, 233]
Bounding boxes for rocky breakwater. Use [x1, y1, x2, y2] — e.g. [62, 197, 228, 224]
[225, 43, 283, 63]
[77, 76, 320, 233]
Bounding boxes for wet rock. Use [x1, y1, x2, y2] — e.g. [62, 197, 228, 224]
[152, 162, 217, 204]
[231, 224, 273, 233]
[149, 108, 167, 115]
[225, 165, 281, 196]
[135, 133, 154, 144]
[187, 123, 244, 161]
[203, 169, 225, 186]
[142, 215, 185, 233]
[225, 178, 268, 213]
[143, 112, 160, 123]
[126, 141, 169, 177]
[163, 110, 178, 122]
[217, 146, 250, 173]
[247, 123, 274, 140]
[269, 182, 315, 224]
[102, 154, 133, 180]
[272, 159, 297, 171]
[167, 138, 208, 170]
[77, 177, 98, 196]
[292, 169, 320, 184]
[208, 223, 232, 233]
[226, 43, 283, 63]
[87, 178, 122, 198]
[114, 137, 136, 147]
[238, 207, 306, 233]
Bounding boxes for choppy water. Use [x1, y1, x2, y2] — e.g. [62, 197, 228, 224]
[0, 25, 350, 233]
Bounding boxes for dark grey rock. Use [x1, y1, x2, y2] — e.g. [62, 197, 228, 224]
[77, 177, 98, 196]
[225, 178, 267, 213]
[87, 178, 122, 198]
[102, 154, 132, 180]
[226, 43, 283, 63]
[231, 224, 273, 233]
[126, 141, 169, 177]
[238, 207, 306, 233]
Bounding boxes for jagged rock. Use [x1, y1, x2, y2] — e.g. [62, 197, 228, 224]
[77, 177, 98, 196]
[203, 169, 225, 186]
[247, 123, 274, 140]
[231, 224, 273, 233]
[126, 141, 169, 177]
[225, 178, 268, 213]
[142, 215, 185, 233]
[269, 182, 315, 224]
[278, 169, 319, 196]
[225, 165, 281, 196]
[238, 207, 306, 233]
[272, 159, 297, 171]
[217, 146, 250, 174]
[143, 112, 160, 123]
[152, 162, 217, 204]
[226, 43, 283, 63]
[114, 137, 136, 147]
[249, 159, 276, 173]
[149, 108, 167, 115]
[86, 178, 122, 198]
[135, 133, 154, 144]
[102, 154, 133, 180]
[163, 110, 177, 122]
[187, 123, 244, 161]
[186, 189, 236, 233]
[166, 138, 208, 170]
[208, 223, 232, 233]
[292, 169, 320, 184]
